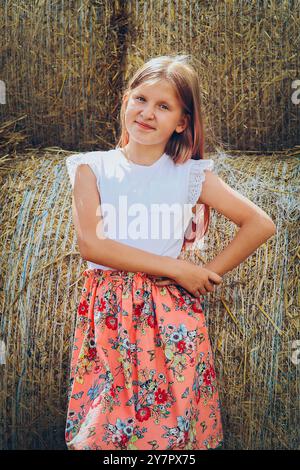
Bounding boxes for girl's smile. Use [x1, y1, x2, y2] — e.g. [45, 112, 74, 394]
[135, 120, 156, 130]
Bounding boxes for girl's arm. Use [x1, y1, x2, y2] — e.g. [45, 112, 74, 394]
[199, 170, 277, 276]
[72, 164, 180, 277]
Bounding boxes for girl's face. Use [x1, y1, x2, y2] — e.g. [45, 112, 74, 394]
[124, 79, 188, 148]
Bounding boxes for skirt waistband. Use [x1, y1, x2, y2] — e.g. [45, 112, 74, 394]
[82, 268, 169, 283]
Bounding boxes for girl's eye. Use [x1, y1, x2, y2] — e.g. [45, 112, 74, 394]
[135, 96, 168, 110]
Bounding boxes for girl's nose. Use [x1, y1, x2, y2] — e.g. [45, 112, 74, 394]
[141, 106, 155, 119]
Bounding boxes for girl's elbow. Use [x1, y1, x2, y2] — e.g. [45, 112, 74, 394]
[264, 218, 277, 237]
[271, 222, 277, 235]
[244, 215, 276, 234]
[254, 212, 277, 235]
[79, 235, 108, 260]
[246, 215, 277, 239]
[78, 240, 90, 260]
[76, 235, 94, 260]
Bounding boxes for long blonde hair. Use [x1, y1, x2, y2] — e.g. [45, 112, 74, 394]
[116, 54, 210, 241]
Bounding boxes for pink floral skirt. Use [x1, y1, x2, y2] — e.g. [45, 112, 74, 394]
[65, 268, 224, 450]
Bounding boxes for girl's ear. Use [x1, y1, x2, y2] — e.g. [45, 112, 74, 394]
[123, 91, 130, 104]
[176, 113, 189, 133]
[121, 95, 127, 106]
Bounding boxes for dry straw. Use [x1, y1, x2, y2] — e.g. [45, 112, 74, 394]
[0, 1, 299, 153]
[0, 0, 299, 451]
[0, 146, 299, 450]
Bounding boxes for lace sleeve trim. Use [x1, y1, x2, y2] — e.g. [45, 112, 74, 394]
[187, 159, 214, 206]
[65, 152, 101, 188]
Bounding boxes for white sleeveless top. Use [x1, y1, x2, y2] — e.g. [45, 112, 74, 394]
[65, 147, 214, 270]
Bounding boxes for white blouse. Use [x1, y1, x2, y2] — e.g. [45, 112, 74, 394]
[65, 147, 214, 270]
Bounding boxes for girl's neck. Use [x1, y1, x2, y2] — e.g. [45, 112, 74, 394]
[123, 143, 166, 166]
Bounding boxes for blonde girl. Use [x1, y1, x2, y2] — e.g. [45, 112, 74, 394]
[65, 54, 276, 451]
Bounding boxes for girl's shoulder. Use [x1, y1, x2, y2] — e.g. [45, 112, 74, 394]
[178, 157, 215, 170]
[65, 148, 114, 166]
[181, 158, 215, 206]
[65, 148, 116, 188]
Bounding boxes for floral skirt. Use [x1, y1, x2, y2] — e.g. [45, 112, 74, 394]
[65, 268, 224, 450]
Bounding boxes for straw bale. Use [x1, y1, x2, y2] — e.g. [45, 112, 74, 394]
[0, 147, 299, 449]
[0, 1, 299, 152]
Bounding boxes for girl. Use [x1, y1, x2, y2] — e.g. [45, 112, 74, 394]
[64, 55, 276, 451]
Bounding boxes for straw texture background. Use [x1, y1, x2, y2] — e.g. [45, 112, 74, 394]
[0, 0, 299, 153]
[0, 0, 299, 450]
[1, 147, 299, 450]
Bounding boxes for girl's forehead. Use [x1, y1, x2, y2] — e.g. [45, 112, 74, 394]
[132, 80, 179, 101]
[135, 79, 171, 91]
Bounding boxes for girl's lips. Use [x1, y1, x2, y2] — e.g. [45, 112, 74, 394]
[135, 121, 155, 130]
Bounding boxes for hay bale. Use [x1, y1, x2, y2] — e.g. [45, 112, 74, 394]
[0, 147, 299, 449]
[128, 0, 300, 152]
[198, 149, 300, 450]
[0, 1, 299, 152]
[0, 0, 131, 151]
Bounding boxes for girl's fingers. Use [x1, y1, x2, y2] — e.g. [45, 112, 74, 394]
[149, 276, 175, 286]
[155, 280, 174, 286]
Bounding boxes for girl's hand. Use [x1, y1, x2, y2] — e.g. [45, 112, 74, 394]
[153, 278, 175, 287]
[153, 259, 222, 297]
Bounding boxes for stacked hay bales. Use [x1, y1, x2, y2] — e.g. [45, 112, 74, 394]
[0, 0, 299, 450]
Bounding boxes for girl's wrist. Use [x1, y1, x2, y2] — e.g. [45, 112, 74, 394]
[165, 257, 186, 281]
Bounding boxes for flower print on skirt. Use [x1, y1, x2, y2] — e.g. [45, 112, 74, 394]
[65, 268, 224, 450]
